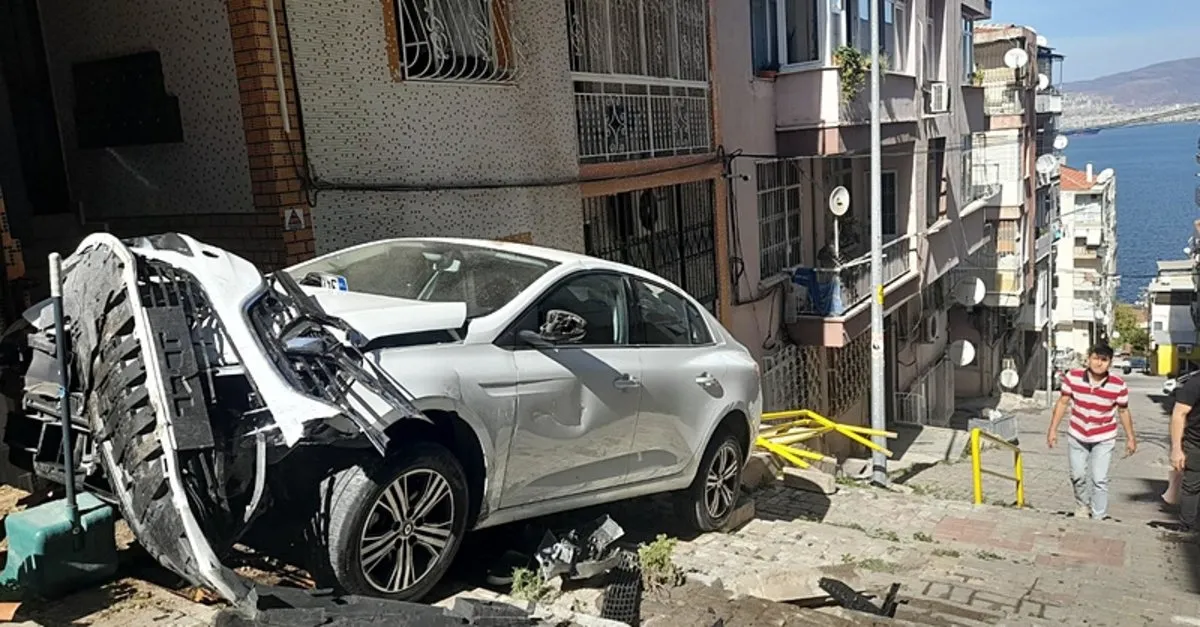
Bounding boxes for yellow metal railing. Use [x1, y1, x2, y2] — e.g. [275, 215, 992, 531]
[970, 428, 1025, 508]
[756, 409, 895, 469]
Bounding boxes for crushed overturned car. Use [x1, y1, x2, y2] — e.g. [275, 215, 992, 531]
[0, 233, 431, 604]
[0, 232, 761, 607]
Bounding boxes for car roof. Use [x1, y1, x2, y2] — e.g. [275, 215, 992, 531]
[304, 237, 692, 289]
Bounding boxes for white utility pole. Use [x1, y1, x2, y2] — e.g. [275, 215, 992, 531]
[869, 0, 888, 486]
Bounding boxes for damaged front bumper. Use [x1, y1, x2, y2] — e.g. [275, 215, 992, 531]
[1, 233, 425, 604]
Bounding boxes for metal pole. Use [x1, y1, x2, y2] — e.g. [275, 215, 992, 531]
[1045, 231, 1054, 406]
[50, 252, 79, 530]
[869, 0, 887, 486]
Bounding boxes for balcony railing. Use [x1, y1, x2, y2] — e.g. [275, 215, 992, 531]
[789, 236, 914, 317]
[984, 86, 1024, 115]
[1036, 93, 1063, 114]
[970, 162, 1002, 201]
[574, 76, 713, 162]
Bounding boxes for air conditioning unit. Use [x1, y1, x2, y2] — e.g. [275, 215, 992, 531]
[927, 82, 949, 114]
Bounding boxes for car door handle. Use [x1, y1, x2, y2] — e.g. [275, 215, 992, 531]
[613, 374, 641, 390]
[695, 373, 717, 387]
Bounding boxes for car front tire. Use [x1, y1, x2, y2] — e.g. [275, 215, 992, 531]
[675, 430, 745, 533]
[309, 441, 469, 602]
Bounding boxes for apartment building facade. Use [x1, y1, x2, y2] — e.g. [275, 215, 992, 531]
[1052, 163, 1116, 365]
[950, 23, 1043, 397]
[716, 0, 993, 433]
[1148, 260, 1199, 376]
[0, 0, 730, 321]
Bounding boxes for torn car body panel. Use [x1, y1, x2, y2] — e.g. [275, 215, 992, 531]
[2, 233, 430, 603]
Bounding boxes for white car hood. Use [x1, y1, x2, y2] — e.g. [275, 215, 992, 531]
[300, 288, 468, 340]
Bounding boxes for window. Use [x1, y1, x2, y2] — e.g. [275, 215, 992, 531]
[847, 0, 907, 72]
[923, 0, 943, 81]
[962, 18, 975, 81]
[514, 274, 629, 346]
[287, 239, 558, 319]
[395, 0, 518, 82]
[757, 159, 804, 278]
[631, 279, 713, 346]
[961, 133, 973, 198]
[926, 138, 945, 226]
[750, 0, 820, 70]
[750, 0, 779, 71]
[882, 171, 898, 237]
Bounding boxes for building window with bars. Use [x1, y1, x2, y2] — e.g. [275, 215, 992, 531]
[756, 160, 804, 280]
[962, 18, 975, 81]
[394, 0, 520, 83]
[581, 180, 718, 311]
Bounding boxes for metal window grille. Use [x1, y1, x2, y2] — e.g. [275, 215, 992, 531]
[395, 0, 524, 83]
[582, 180, 718, 311]
[756, 159, 804, 279]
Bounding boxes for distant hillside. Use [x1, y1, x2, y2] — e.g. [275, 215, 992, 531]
[1064, 57, 1200, 107]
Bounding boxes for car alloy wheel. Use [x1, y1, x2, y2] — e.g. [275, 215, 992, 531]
[359, 468, 455, 594]
[704, 441, 741, 521]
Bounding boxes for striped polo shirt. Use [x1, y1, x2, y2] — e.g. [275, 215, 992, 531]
[1061, 368, 1129, 443]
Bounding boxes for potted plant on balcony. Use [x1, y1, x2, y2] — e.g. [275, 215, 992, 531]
[755, 62, 780, 80]
[971, 68, 984, 87]
[832, 45, 887, 103]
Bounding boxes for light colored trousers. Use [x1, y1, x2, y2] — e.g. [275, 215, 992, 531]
[1067, 436, 1115, 519]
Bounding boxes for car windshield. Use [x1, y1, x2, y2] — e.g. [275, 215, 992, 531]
[287, 240, 559, 319]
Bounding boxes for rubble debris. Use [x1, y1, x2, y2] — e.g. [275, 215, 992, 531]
[817, 577, 901, 618]
[597, 552, 642, 625]
[534, 516, 626, 582]
[212, 585, 542, 626]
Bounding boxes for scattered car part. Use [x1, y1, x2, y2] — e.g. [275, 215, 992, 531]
[818, 577, 901, 618]
[534, 515, 626, 582]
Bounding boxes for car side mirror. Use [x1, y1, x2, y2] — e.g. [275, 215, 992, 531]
[517, 329, 554, 349]
[540, 309, 586, 344]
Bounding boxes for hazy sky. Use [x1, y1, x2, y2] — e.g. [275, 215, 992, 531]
[990, 0, 1200, 82]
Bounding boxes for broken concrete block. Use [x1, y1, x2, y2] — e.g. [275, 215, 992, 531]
[741, 452, 780, 492]
[782, 467, 838, 495]
[722, 494, 756, 532]
[686, 571, 725, 591]
[570, 613, 634, 627]
[841, 458, 872, 479]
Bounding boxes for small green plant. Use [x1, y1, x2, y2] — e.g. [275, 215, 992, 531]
[831, 521, 867, 532]
[867, 528, 900, 542]
[638, 534, 684, 590]
[841, 553, 857, 564]
[856, 558, 902, 573]
[833, 45, 889, 103]
[510, 567, 553, 603]
[976, 550, 1003, 561]
[971, 69, 984, 86]
[912, 532, 934, 543]
[932, 548, 960, 558]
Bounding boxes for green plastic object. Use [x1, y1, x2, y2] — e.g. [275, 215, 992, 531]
[0, 492, 118, 598]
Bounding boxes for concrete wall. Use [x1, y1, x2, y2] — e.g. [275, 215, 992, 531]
[37, 0, 255, 219]
[282, 0, 583, 253]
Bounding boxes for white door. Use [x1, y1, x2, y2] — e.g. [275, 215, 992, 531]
[499, 272, 642, 508]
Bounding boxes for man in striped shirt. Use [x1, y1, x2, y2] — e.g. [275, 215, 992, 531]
[1046, 343, 1137, 520]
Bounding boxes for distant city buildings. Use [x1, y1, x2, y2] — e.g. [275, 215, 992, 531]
[1053, 164, 1117, 364]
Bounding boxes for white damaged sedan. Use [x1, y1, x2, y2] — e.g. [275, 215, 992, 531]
[0, 233, 761, 603]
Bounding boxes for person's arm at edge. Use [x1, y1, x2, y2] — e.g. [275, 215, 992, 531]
[1171, 378, 1200, 470]
[1047, 374, 1071, 448]
[1115, 383, 1136, 455]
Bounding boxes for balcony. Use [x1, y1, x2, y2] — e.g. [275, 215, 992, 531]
[567, 0, 713, 164]
[789, 236, 915, 317]
[1035, 230, 1055, 261]
[574, 77, 713, 163]
[984, 86, 1024, 116]
[1036, 93, 1063, 114]
[969, 162, 1002, 203]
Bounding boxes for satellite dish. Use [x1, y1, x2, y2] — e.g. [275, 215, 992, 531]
[1053, 135, 1069, 150]
[999, 369, 1020, 390]
[828, 186, 851, 217]
[1003, 48, 1030, 70]
[948, 340, 976, 367]
[953, 277, 986, 307]
[1035, 154, 1058, 175]
[1037, 73, 1050, 91]
[1096, 168, 1115, 184]
[1036, 35, 1049, 48]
